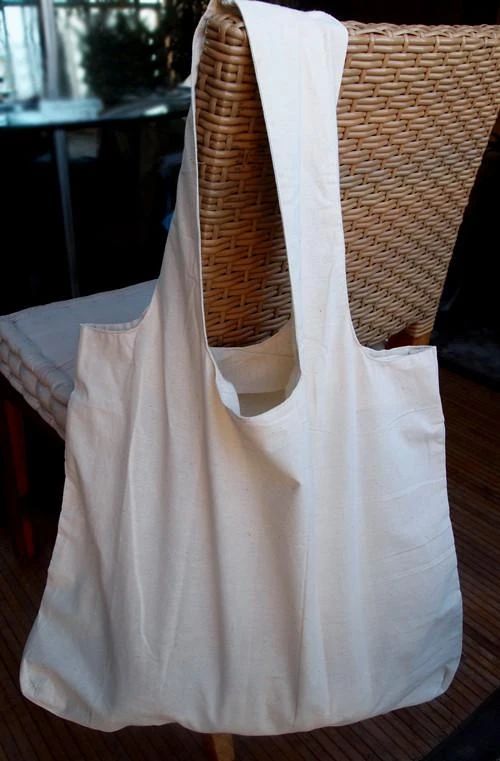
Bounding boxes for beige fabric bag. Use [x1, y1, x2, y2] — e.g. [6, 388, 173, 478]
[20, 0, 462, 734]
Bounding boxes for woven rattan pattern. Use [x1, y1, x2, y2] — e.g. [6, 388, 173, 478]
[196, 12, 500, 347]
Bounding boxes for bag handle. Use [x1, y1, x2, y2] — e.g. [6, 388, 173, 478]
[189, 0, 349, 365]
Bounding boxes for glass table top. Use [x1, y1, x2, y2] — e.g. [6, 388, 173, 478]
[0, 87, 191, 129]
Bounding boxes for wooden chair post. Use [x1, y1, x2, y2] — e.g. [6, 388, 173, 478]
[386, 323, 433, 349]
[203, 733, 235, 761]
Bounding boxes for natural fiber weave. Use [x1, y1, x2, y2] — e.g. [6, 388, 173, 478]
[196, 11, 500, 347]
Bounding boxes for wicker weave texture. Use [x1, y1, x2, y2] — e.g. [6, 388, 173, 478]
[196, 14, 290, 346]
[196, 12, 500, 347]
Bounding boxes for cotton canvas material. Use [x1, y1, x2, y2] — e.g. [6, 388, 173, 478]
[20, 0, 462, 735]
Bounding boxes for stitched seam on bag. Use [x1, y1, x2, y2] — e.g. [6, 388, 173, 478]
[293, 502, 311, 726]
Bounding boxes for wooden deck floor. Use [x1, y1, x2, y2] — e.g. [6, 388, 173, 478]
[1, 367, 499, 760]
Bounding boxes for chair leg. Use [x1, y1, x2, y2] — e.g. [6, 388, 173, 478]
[203, 733, 235, 761]
[0, 398, 34, 558]
[386, 322, 432, 348]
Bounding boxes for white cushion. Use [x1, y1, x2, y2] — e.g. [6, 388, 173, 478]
[0, 281, 156, 439]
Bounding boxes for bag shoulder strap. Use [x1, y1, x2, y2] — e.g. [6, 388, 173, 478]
[182, 0, 349, 367]
[236, 0, 349, 356]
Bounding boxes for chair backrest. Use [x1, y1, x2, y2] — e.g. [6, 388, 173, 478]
[196, 10, 500, 347]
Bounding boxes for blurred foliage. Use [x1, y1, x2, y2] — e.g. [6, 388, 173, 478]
[81, 0, 207, 104]
[164, 0, 207, 84]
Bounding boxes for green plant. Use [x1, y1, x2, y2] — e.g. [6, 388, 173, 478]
[80, 1, 207, 105]
[81, 11, 166, 103]
[163, 0, 207, 85]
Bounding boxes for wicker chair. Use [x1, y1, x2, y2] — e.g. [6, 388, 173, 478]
[197, 10, 500, 350]
[0, 10, 499, 760]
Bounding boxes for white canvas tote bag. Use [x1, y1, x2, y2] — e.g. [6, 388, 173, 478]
[20, 0, 462, 734]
